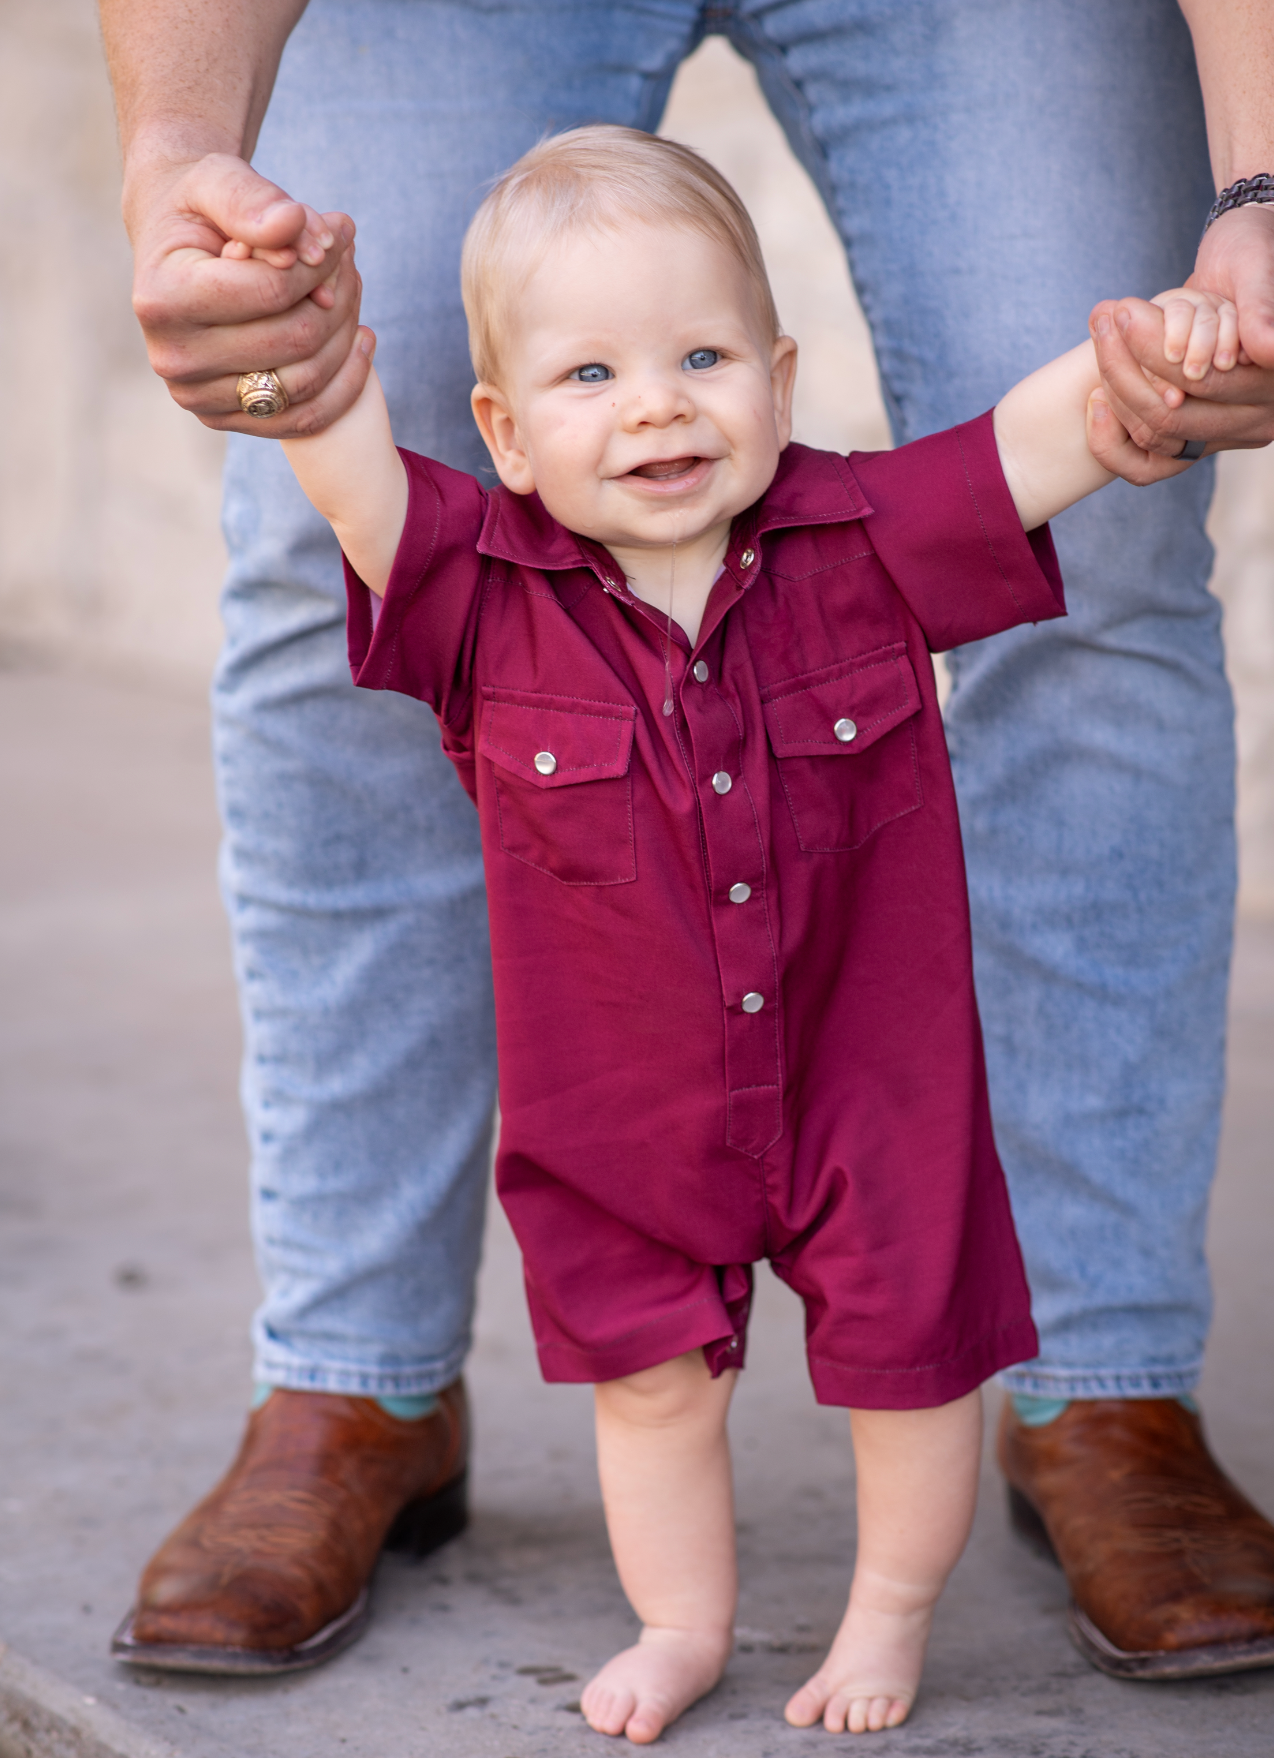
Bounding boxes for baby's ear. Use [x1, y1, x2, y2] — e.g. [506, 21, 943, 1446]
[470, 385, 535, 494]
[770, 335, 798, 447]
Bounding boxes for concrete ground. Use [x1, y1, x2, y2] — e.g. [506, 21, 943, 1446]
[1, 656, 1272, 1758]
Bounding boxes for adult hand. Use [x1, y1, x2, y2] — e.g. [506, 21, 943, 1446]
[1091, 205, 1274, 459]
[128, 152, 372, 437]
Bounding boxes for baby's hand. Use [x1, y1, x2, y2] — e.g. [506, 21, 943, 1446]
[1149, 286, 1242, 381]
[219, 205, 343, 289]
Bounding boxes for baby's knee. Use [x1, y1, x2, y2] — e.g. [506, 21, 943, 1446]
[595, 1348, 721, 1428]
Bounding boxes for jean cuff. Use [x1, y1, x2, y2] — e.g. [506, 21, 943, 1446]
[251, 1341, 468, 1400]
[997, 1363, 1202, 1400]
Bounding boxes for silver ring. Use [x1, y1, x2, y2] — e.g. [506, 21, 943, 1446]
[237, 370, 289, 420]
[1176, 437, 1208, 462]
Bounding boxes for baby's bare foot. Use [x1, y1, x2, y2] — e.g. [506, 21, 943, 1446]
[783, 1596, 933, 1734]
[581, 1625, 731, 1744]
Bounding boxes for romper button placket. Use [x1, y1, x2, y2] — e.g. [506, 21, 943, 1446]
[711, 771, 732, 795]
[728, 883, 751, 904]
[534, 751, 557, 775]
[741, 992, 764, 1013]
[833, 718, 857, 743]
[693, 660, 709, 683]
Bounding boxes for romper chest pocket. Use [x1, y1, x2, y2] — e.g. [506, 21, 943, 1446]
[479, 688, 638, 885]
[760, 643, 923, 853]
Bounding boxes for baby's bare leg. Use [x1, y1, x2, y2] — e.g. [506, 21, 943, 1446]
[785, 1389, 982, 1735]
[582, 1349, 738, 1745]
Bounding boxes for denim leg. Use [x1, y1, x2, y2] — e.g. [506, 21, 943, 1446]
[218, 0, 702, 1393]
[728, 0, 1235, 1394]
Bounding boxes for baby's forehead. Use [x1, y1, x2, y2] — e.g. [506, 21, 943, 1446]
[516, 222, 763, 323]
[528, 215, 739, 275]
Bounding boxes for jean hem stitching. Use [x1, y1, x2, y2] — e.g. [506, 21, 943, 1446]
[252, 1346, 469, 1399]
[996, 1364, 1203, 1399]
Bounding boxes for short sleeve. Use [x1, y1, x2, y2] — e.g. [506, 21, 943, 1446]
[848, 410, 1066, 652]
[345, 448, 489, 727]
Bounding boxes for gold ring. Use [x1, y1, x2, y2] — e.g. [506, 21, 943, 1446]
[237, 370, 289, 419]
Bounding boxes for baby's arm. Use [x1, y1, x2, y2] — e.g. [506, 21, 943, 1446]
[993, 291, 1233, 529]
[992, 341, 1116, 531]
[279, 330, 407, 594]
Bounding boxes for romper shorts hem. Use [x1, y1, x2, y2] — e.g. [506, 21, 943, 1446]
[532, 1289, 1036, 1408]
[531, 1293, 750, 1386]
[808, 1316, 1040, 1410]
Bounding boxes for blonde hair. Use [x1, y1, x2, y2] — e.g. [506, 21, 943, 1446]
[461, 125, 781, 385]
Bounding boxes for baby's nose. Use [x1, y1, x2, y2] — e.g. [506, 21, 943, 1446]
[624, 376, 691, 426]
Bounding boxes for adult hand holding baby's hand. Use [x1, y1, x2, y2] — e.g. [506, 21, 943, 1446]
[127, 152, 373, 437]
[1086, 284, 1274, 485]
[1089, 203, 1274, 469]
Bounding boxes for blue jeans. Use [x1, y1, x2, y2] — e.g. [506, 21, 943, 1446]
[218, 0, 1234, 1398]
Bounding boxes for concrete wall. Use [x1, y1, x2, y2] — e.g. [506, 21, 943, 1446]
[3, 3, 1272, 910]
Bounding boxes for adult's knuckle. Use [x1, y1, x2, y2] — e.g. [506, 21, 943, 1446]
[147, 341, 198, 385]
[131, 279, 184, 331]
[288, 354, 334, 403]
[164, 380, 205, 413]
[286, 399, 335, 439]
[1128, 418, 1170, 451]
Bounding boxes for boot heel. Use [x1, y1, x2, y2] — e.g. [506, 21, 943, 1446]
[1007, 1484, 1060, 1567]
[385, 1471, 469, 1560]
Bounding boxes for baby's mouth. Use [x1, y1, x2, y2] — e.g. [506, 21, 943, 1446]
[627, 456, 703, 481]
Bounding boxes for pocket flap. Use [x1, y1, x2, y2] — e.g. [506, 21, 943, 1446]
[760, 643, 920, 757]
[480, 688, 636, 787]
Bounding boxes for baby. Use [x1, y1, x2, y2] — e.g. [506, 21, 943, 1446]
[269, 127, 1230, 1741]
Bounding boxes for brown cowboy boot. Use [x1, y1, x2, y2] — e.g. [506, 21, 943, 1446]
[111, 1382, 468, 1674]
[999, 1396, 1274, 1679]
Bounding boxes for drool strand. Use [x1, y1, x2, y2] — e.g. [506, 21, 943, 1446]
[662, 541, 677, 717]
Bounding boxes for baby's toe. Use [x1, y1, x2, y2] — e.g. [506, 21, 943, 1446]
[624, 1701, 668, 1745]
[783, 1678, 829, 1728]
[867, 1694, 897, 1732]
[581, 1677, 636, 1738]
[843, 1692, 911, 1735]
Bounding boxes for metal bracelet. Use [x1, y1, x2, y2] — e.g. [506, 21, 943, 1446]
[1202, 174, 1274, 236]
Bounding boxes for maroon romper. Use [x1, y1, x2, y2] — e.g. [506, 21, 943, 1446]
[346, 411, 1059, 1408]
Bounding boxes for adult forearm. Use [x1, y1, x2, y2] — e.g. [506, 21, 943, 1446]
[100, 0, 308, 224]
[1180, 0, 1274, 187]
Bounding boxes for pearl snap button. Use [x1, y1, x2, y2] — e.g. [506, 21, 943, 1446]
[740, 547, 756, 567]
[833, 718, 858, 743]
[711, 771, 733, 794]
[728, 882, 751, 903]
[693, 660, 709, 682]
[533, 751, 557, 775]
[741, 992, 764, 1013]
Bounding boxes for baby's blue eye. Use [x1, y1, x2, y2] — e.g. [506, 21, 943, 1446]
[571, 363, 613, 383]
[684, 349, 720, 371]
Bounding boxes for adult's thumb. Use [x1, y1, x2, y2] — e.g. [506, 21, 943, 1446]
[180, 154, 310, 249]
[1234, 291, 1274, 372]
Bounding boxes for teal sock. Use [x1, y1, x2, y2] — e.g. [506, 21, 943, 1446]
[1010, 1390, 1199, 1427]
[375, 1393, 439, 1420]
[252, 1383, 438, 1420]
